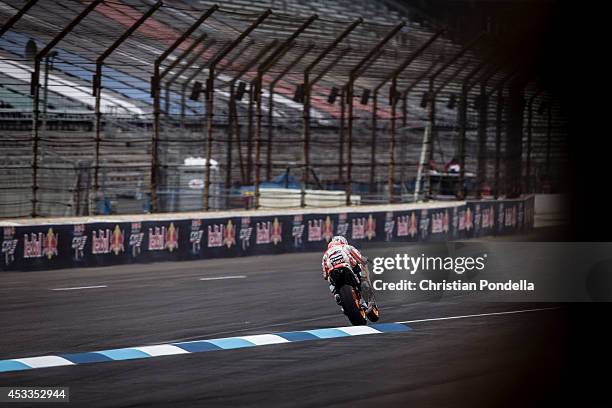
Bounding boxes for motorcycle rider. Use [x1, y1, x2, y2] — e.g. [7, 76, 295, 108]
[321, 235, 376, 312]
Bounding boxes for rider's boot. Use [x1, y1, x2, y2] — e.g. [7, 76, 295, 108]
[360, 279, 375, 307]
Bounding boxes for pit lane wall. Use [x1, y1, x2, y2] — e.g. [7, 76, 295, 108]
[0, 196, 534, 271]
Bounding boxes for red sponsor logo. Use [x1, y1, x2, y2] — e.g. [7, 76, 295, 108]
[308, 219, 323, 242]
[24, 228, 58, 259]
[148, 223, 179, 252]
[431, 210, 449, 234]
[322, 216, 334, 242]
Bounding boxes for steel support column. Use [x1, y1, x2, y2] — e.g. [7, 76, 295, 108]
[505, 76, 527, 198]
[421, 59, 470, 199]
[163, 31, 209, 114]
[246, 86, 254, 185]
[345, 21, 406, 205]
[339, 87, 345, 184]
[487, 67, 520, 198]
[473, 60, 508, 198]
[545, 100, 552, 179]
[178, 39, 221, 125]
[253, 15, 318, 209]
[225, 40, 276, 193]
[476, 83, 488, 197]
[388, 77, 398, 202]
[92, 1, 161, 214]
[267, 43, 314, 180]
[456, 56, 494, 199]
[423, 34, 483, 199]
[151, 5, 219, 212]
[400, 57, 443, 202]
[301, 19, 361, 204]
[399, 92, 408, 188]
[370, 91, 378, 194]
[227, 39, 288, 190]
[525, 89, 543, 193]
[204, 10, 271, 211]
[494, 86, 503, 198]
[371, 31, 442, 202]
[30, 0, 102, 217]
[0, 0, 38, 38]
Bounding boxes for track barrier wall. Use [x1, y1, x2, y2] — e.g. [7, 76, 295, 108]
[0, 196, 534, 271]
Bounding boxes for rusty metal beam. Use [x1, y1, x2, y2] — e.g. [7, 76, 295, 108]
[167, 36, 215, 115]
[431, 34, 484, 82]
[370, 31, 442, 202]
[494, 85, 503, 198]
[154, 5, 218, 82]
[345, 20, 406, 205]
[456, 53, 499, 199]
[92, 1, 161, 214]
[433, 59, 471, 97]
[30, 0, 102, 217]
[487, 65, 521, 99]
[490, 66, 520, 198]
[301, 19, 361, 204]
[525, 88, 543, 193]
[339, 87, 346, 183]
[253, 14, 318, 209]
[205, 10, 272, 211]
[178, 38, 229, 123]
[421, 33, 483, 200]
[474, 61, 509, 197]
[161, 31, 206, 79]
[151, 5, 218, 212]
[267, 43, 314, 180]
[163, 31, 208, 114]
[401, 56, 444, 95]
[226, 41, 277, 186]
[305, 19, 361, 75]
[227, 41, 277, 187]
[484, 64, 523, 199]
[311, 47, 350, 86]
[545, 98, 552, 179]
[423, 58, 471, 197]
[0, 0, 38, 38]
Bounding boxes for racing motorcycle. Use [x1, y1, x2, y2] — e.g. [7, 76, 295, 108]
[329, 263, 380, 326]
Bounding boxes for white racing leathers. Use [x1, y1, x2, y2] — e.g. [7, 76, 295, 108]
[321, 244, 375, 307]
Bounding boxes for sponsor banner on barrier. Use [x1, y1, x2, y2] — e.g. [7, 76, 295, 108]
[468, 201, 496, 238]
[0, 197, 534, 271]
[382, 210, 420, 242]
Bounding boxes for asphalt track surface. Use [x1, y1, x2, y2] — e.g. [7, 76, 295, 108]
[0, 226, 608, 407]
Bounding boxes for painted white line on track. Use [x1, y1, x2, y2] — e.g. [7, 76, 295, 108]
[51, 285, 108, 291]
[199, 275, 247, 281]
[397, 307, 561, 324]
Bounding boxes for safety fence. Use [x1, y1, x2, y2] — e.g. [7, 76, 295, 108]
[0, 195, 534, 271]
[0, 1, 567, 219]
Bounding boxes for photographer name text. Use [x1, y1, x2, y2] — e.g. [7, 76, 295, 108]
[370, 254, 534, 292]
[372, 279, 535, 292]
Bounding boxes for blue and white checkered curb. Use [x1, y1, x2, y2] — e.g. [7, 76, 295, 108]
[0, 323, 410, 374]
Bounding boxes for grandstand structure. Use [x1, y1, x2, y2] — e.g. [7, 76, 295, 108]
[0, 0, 567, 218]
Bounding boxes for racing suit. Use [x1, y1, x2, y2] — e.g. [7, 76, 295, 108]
[321, 243, 375, 308]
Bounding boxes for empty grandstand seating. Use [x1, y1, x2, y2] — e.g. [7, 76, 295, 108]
[0, 0, 567, 218]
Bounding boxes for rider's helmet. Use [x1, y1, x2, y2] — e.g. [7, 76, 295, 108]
[328, 235, 348, 248]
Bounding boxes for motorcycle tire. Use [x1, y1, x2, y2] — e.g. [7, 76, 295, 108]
[366, 305, 380, 322]
[339, 284, 367, 326]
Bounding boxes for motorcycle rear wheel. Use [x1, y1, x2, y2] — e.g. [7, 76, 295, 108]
[366, 305, 380, 322]
[339, 285, 367, 326]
